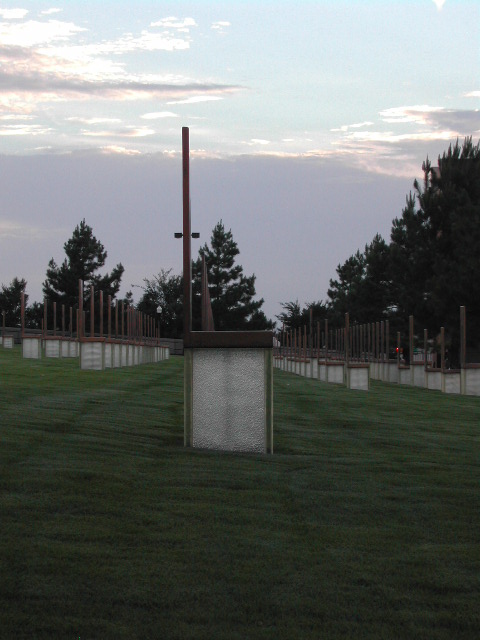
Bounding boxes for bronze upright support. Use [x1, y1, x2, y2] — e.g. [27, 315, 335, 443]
[409, 315, 414, 366]
[460, 306, 466, 368]
[78, 280, 83, 338]
[21, 291, 25, 335]
[380, 321, 384, 364]
[99, 291, 103, 338]
[424, 328, 428, 370]
[182, 126, 192, 338]
[43, 297, 47, 338]
[325, 319, 328, 363]
[108, 295, 112, 339]
[90, 286, 95, 338]
[440, 326, 445, 370]
[345, 312, 350, 365]
[386, 320, 389, 363]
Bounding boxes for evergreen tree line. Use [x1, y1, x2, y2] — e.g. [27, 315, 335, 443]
[2, 137, 479, 348]
[278, 138, 480, 359]
[1, 219, 273, 336]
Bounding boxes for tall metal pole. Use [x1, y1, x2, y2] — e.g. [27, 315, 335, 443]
[460, 305, 466, 369]
[90, 286, 95, 338]
[99, 291, 103, 338]
[21, 291, 25, 335]
[183, 127, 192, 338]
[78, 280, 83, 339]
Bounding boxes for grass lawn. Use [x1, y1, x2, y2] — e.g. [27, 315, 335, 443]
[0, 346, 479, 639]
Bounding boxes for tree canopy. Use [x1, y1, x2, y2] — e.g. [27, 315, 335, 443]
[276, 299, 330, 332]
[137, 269, 183, 338]
[43, 219, 124, 310]
[0, 277, 27, 326]
[322, 137, 480, 346]
[193, 220, 273, 331]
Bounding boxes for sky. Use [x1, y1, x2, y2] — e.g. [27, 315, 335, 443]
[0, 0, 478, 323]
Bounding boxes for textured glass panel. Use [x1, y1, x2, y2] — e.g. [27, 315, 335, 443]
[23, 337, 42, 359]
[192, 348, 265, 453]
[45, 340, 61, 358]
[80, 342, 104, 370]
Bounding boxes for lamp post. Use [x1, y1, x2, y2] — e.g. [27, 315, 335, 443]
[174, 126, 200, 339]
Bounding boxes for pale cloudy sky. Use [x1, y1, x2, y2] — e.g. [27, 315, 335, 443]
[0, 1, 478, 322]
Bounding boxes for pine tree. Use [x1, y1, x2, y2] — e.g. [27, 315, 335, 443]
[193, 220, 273, 331]
[0, 277, 27, 326]
[43, 219, 124, 311]
[388, 137, 480, 350]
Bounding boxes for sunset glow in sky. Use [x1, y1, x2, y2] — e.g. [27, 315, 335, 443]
[0, 1, 479, 320]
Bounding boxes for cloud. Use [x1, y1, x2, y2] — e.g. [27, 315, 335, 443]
[0, 19, 86, 46]
[465, 90, 480, 98]
[0, 114, 35, 121]
[100, 145, 142, 156]
[248, 139, 270, 146]
[0, 8, 29, 20]
[432, 0, 446, 10]
[0, 39, 241, 119]
[379, 105, 480, 133]
[331, 121, 374, 132]
[0, 124, 51, 136]
[0, 15, 193, 53]
[0, 219, 51, 240]
[345, 130, 455, 144]
[40, 9, 63, 16]
[110, 30, 192, 53]
[150, 17, 196, 30]
[211, 21, 231, 34]
[66, 117, 122, 125]
[141, 111, 178, 119]
[81, 126, 155, 138]
[0, 54, 239, 111]
[0, 10, 240, 147]
[167, 95, 224, 105]
[326, 104, 480, 179]
[379, 105, 444, 124]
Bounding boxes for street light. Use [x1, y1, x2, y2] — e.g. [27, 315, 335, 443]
[174, 232, 200, 238]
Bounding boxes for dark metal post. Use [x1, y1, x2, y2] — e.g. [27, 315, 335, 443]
[440, 326, 445, 370]
[90, 286, 94, 338]
[43, 297, 47, 338]
[460, 306, 466, 368]
[409, 315, 414, 366]
[78, 280, 83, 338]
[386, 320, 389, 364]
[345, 312, 349, 365]
[108, 295, 112, 339]
[21, 291, 25, 335]
[424, 328, 428, 371]
[99, 291, 103, 338]
[182, 126, 192, 338]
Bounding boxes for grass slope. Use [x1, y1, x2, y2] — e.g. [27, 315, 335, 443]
[0, 346, 479, 639]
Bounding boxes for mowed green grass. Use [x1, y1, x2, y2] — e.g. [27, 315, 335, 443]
[0, 346, 479, 640]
